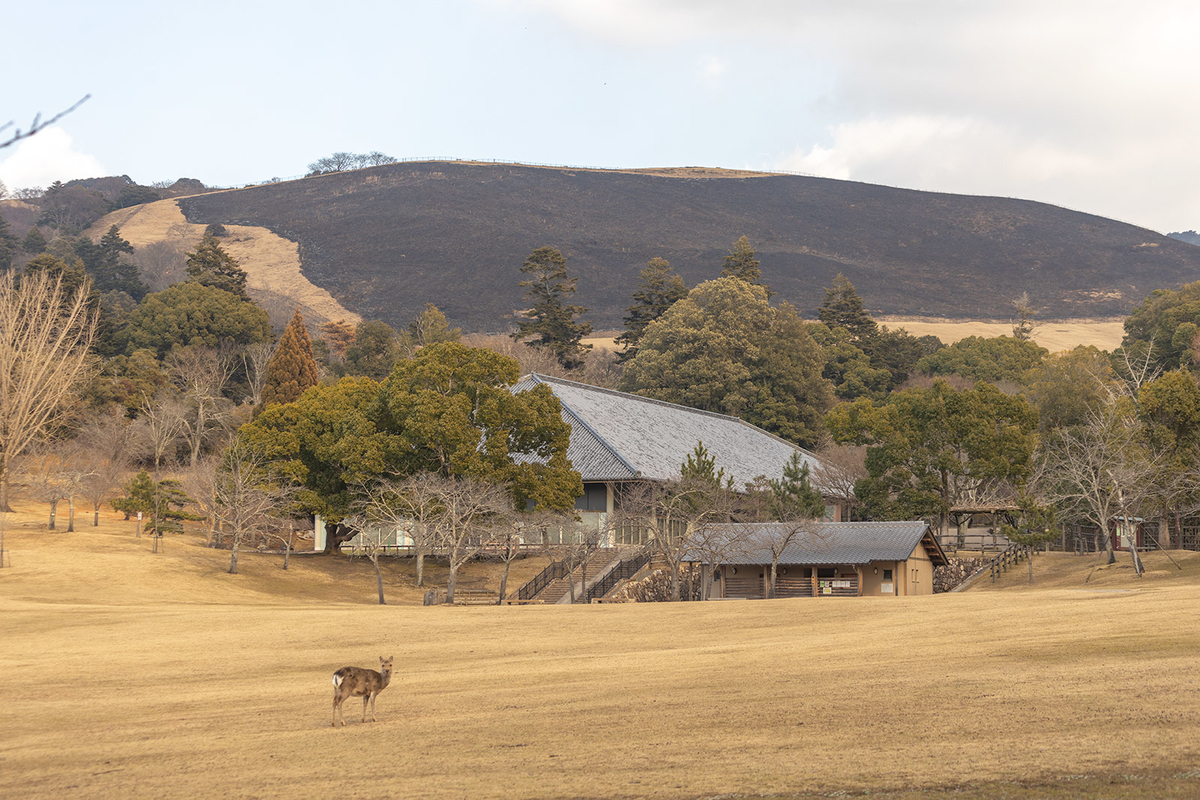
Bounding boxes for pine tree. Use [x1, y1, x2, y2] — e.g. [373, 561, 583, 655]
[260, 310, 320, 408]
[511, 246, 593, 370]
[818, 272, 879, 344]
[0, 214, 17, 271]
[721, 235, 771, 295]
[185, 237, 249, 299]
[22, 226, 47, 255]
[615, 257, 687, 364]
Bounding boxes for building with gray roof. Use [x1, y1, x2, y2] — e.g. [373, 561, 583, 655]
[684, 521, 947, 599]
[511, 374, 840, 545]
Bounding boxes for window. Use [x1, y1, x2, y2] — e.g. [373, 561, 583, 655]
[883, 569, 893, 580]
[817, 567, 836, 579]
[574, 483, 607, 512]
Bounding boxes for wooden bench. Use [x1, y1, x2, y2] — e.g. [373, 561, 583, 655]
[452, 588, 498, 606]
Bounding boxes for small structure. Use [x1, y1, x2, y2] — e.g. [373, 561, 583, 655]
[512, 374, 842, 545]
[686, 521, 948, 599]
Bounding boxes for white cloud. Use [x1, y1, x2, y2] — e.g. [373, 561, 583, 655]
[700, 55, 726, 88]
[0, 127, 106, 192]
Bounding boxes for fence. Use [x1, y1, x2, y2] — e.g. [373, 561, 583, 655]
[586, 552, 650, 602]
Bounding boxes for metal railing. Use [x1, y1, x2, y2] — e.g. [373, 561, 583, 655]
[586, 552, 650, 603]
[517, 559, 569, 602]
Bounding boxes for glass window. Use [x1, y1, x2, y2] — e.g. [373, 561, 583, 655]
[574, 483, 607, 512]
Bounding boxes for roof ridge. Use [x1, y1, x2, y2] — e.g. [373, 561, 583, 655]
[522, 373, 819, 459]
[524, 374, 640, 479]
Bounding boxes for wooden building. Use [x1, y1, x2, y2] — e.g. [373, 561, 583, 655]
[685, 521, 948, 599]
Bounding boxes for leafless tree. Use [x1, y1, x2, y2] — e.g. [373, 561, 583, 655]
[1, 96, 90, 150]
[168, 344, 238, 467]
[612, 478, 740, 601]
[423, 474, 509, 603]
[131, 240, 189, 292]
[746, 520, 825, 598]
[213, 441, 295, 575]
[241, 341, 277, 407]
[136, 392, 189, 476]
[76, 410, 139, 526]
[687, 523, 751, 600]
[0, 268, 97, 510]
[812, 443, 867, 519]
[494, 510, 565, 603]
[355, 475, 442, 588]
[342, 513, 393, 605]
[183, 455, 221, 546]
[1035, 402, 1159, 568]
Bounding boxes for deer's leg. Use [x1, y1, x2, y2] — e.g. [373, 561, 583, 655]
[369, 693, 377, 722]
[332, 694, 340, 727]
[362, 695, 369, 722]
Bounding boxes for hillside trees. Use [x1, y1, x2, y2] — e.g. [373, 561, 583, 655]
[721, 235, 770, 295]
[827, 380, 1038, 532]
[340, 320, 406, 379]
[185, 238, 249, 299]
[124, 282, 271, 357]
[615, 257, 688, 364]
[819, 273, 878, 345]
[260, 310, 319, 408]
[408, 303, 461, 348]
[917, 335, 1048, 383]
[620, 278, 833, 447]
[0, 268, 97, 510]
[306, 151, 397, 176]
[1119, 281, 1200, 372]
[511, 246, 593, 370]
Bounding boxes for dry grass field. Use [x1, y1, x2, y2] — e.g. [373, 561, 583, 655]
[876, 317, 1126, 353]
[2, 503, 1199, 799]
[88, 200, 361, 327]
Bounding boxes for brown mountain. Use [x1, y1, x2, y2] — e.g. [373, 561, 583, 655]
[175, 161, 1200, 331]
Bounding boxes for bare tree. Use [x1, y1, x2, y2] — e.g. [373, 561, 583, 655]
[1, 96, 90, 150]
[21, 445, 75, 530]
[424, 474, 509, 604]
[131, 240, 189, 292]
[613, 478, 739, 601]
[136, 392, 189, 476]
[1010, 291, 1037, 340]
[356, 475, 440, 588]
[77, 410, 139, 526]
[0, 268, 97, 510]
[1035, 402, 1159, 567]
[241, 341, 277, 407]
[213, 441, 295, 574]
[343, 513, 392, 605]
[183, 455, 221, 546]
[812, 443, 867, 520]
[168, 344, 237, 467]
[746, 520, 824, 599]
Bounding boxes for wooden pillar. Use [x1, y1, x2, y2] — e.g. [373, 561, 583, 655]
[855, 565, 863, 596]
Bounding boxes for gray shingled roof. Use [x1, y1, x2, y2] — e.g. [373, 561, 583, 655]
[512, 374, 820, 485]
[685, 521, 941, 565]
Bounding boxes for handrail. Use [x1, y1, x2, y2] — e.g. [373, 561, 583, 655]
[988, 543, 1032, 583]
[586, 552, 650, 603]
[517, 559, 569, 601]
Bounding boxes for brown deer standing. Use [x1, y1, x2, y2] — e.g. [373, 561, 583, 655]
[331, 656, 393, 727]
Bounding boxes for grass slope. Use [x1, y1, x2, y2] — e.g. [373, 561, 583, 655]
[3, 506, 1200, 798]
[173, 162, 1200, 332]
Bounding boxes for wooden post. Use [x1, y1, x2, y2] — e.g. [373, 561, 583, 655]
[855, 565, 863, 596]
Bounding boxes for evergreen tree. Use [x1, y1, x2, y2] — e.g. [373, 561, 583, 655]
[185, 237, 249, 299]
[0, 214, 17, 270]
[818, 273, 878, 344]
[615, 257, 688, 364]
[260, 310, 320, 408]
[721, 235, 770, 295]
[768, 453, 826, 520]
[76, 226, 147, 301]
[511, 246, 593, 370]
[342, 320, 404, 379]
[22, 226, 47, 255]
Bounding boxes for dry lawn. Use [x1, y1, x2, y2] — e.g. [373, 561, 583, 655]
[2, 505, 1199, 799]
[877, 317, 1126, 353]
[88, 200, 360, 327]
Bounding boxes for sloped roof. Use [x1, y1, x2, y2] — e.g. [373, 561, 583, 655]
[512, 374, 820, 485]
[686, 521, 946, 566]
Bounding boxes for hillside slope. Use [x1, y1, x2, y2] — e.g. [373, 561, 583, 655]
[173, 162, 1200, 331]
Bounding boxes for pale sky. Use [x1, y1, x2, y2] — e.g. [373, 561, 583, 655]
[3, 0, 1198, 233]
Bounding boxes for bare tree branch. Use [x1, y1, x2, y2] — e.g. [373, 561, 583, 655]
[0, 96, 91, 150]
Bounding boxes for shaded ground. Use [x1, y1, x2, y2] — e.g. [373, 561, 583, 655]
[2, 505, 1198, 799]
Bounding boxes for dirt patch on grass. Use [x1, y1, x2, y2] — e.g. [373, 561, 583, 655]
[89, 200, 360, 327]
[3, 503, 1200, 798]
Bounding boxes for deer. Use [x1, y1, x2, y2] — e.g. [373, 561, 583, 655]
[331, 656, 393, 727]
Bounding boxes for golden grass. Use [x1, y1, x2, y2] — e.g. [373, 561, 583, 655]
[877, 317, 1126, 353]
[3, 504, 1200, 799]
[88, 200, 361, 326]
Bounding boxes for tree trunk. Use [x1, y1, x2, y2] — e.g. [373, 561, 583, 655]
[416, 548, 425, 587]
[67, 497, 75, 532]
[499, 557, 512, 605]
[93, 503, 100, 527]
[1028, 550, 1033, 585]
[323, 522, 355, 554]
[48, 500, 58, 530]
[446, 564, 457, 604]
[670, 559, 681, 602]
[373, 556, 385, 605]
[0, 453, 11, 512]
[229, 536, 239, 574]
[283, 537, 291, 570]
[769, 560, 779, 599]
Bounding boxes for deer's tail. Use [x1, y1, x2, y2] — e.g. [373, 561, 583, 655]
[332, 674, 343, 690]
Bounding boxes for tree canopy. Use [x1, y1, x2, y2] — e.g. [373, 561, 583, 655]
[511, 246, 592, 370]
[916, 335, 1048, 383]
[615, 257, 687, 364]
[620, 277, 833, 447]
[185, 238, 249, 299]
[124, 281, 271, 357]
[260, 310, 319, 408]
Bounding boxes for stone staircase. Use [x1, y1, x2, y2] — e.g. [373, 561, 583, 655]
[541, 548, 622, 604]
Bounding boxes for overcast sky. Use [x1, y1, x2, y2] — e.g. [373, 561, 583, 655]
[3, 0, 1197, 232]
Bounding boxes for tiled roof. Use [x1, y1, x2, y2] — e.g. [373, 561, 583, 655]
[687, 521, 940, 565]
[512, 374, 820, 485]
